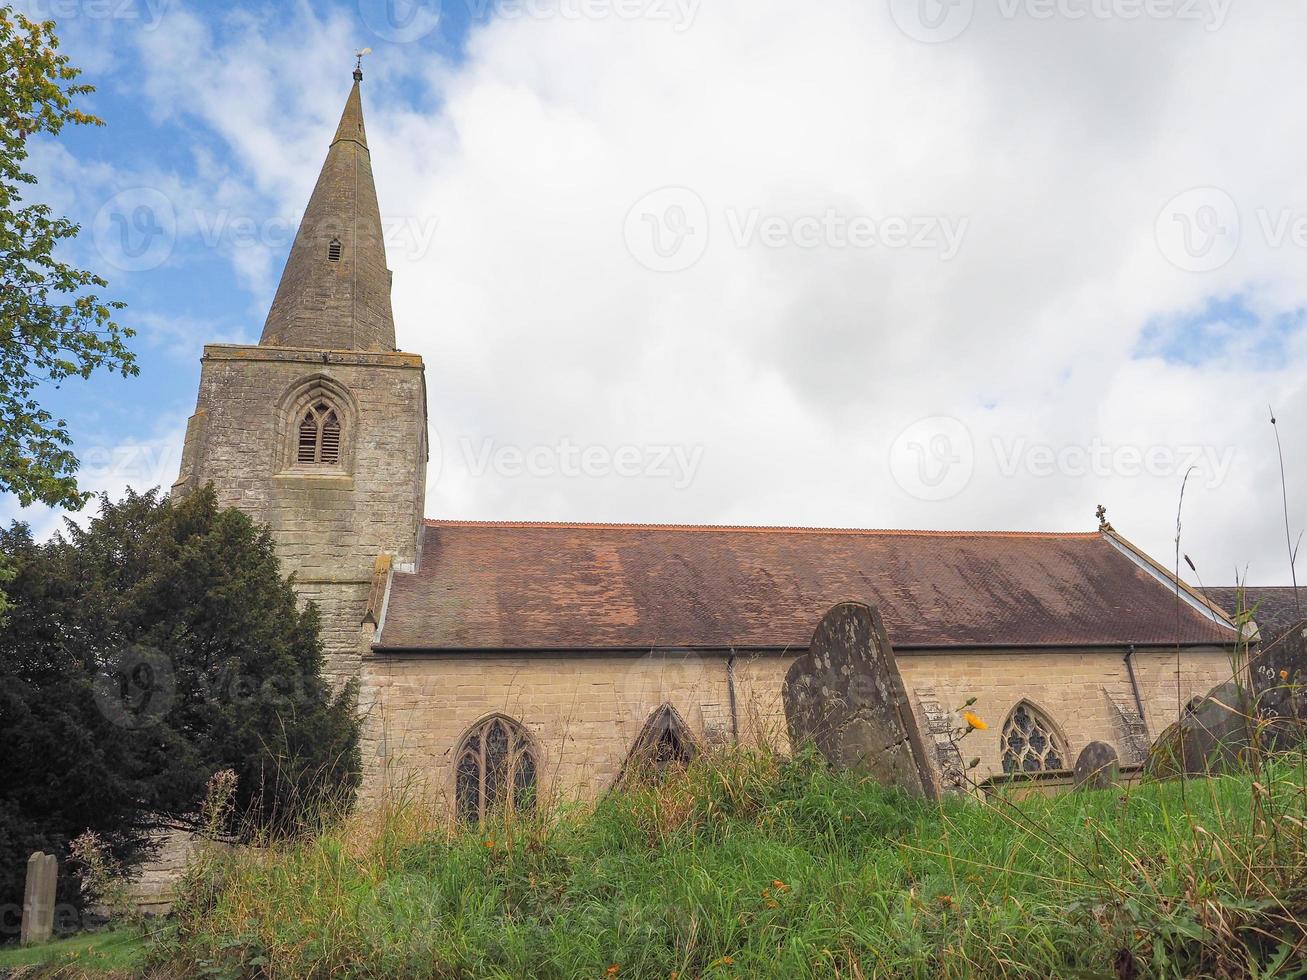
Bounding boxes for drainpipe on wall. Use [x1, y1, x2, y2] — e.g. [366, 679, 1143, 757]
[726, 650, 740, 744]
[1123, 644, 1149, 735]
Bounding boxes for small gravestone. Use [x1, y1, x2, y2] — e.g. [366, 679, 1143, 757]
[783, 601, 939, 800]
[21, 851, 57, 946]
[1073, 741, 1120, 790]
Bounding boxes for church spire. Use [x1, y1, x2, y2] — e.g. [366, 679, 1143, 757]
[259, 63, 396, 352]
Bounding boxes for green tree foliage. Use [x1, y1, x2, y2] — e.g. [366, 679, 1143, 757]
[0, 6, 136, 510]
[0, 488, 359, 920]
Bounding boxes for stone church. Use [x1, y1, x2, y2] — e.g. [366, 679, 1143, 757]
[173, 70, 1242, 817]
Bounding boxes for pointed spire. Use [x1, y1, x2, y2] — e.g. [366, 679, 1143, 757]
[259, 67, 396, 352]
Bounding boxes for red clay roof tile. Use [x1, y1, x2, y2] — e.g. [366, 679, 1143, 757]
[375, 522, 1236, 651]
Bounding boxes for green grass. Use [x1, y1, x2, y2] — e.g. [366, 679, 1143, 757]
[157, 747, 1307, 979]
[0, 927, 147, 975]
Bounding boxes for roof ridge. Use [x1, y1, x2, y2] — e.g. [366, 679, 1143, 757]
[421, 518, 1102, 539]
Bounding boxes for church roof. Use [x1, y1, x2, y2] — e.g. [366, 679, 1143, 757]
[374, 522, 1237, 652]
[1202, 586, 1304, 644]
[259, 70, 397, 352]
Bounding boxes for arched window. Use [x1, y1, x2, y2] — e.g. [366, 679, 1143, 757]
[296, 400, 342, 465]
[621, 704, 696, 782]
[454, 715, 538, 823]
[1000, 701, 1068, 773]
[328, 238, 342, 262]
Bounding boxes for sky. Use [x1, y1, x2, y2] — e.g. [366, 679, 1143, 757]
[5, 0, 1306, 589]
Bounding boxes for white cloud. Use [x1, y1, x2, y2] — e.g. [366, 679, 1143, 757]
[80, 0, 1307, 586]
[0, 423, 187, 541]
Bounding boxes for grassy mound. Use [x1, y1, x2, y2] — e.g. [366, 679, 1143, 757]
[0, 927, 147, 976]
[156, 748, 1307, 978]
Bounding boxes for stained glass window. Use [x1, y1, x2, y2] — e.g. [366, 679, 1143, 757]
[1000, 702, 1067, 773]
[621, 704, 696, 782]
[453, 716, 538, 823]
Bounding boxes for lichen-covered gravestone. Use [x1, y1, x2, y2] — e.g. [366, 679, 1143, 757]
[1148, 620, 1307, 778]
[1073, 741, 1120, 790]
[783, 601, 940, 800]
[1147, 679, 1256, 778]
[21, 851, 57, 946]
[1252, 619, 1307, 729]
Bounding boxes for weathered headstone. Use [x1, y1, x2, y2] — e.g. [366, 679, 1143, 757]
[1148, 622, 1307, 779]
[21, 851, 57, 946]
[1251, 619, 1307, 727]
[783, 601, 940, 800]
[1073, 741, 1120, 790]
[1146, 679, 1256, 778]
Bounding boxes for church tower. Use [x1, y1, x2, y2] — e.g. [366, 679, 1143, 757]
[173, 64, 428, 684]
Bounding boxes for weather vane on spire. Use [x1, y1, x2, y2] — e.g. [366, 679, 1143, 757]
[354, 47, 372, 82]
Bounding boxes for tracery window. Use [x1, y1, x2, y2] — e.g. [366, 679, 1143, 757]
[296, 400, 342, 465]
[622, 704, 695, 781]
[1000, 701, 1068, 773]
[454, 715, 538, 823]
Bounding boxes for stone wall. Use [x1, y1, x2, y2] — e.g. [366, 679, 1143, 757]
[173, 343, 426, 684]
[358, 645, 1236, 811]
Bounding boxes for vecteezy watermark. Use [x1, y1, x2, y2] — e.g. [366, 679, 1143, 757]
[623, 187, 711, 273]
[1154, 187, 1240, 272]
[93, 646, 176, 729]
[889, 417, 1236, 500]
[623, 188, 968, 272]
[358, 0, 701, 41]
[889, 0, 1229, 43]
[21, 0, 171, 30]
[461, 437, 704, 489]
[193, 211, 441, 262]
[725, 209, 968, 259]
[489, 0, 701, 31]
[92, 188, 440, 273]
[618, 650, 718, 725]
[79, 443, 181, 489]
[93, 188, 178, 273]
[0, 903, 82, 939]
[93, 646, 346, 729]
[1156, 186, 1307, 273]
[889, 416, 976, 501]
[358, 0, 443, 42]
[991, 437, 1235, 487]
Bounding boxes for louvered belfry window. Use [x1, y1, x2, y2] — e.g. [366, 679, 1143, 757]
[328, 238, 342, 262]
[297, 401, 341, 465]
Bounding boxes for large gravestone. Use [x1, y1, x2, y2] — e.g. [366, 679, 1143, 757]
[1148, 621, 1307, 778]
[1073, 741, 1120, 790]
[21, 851, 57, 946]
[1251, 619, 1307, 726]
[1147, 679, 1257, 778]
[783, 601, 940, 800]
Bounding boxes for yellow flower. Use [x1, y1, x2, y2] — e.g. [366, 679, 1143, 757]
[962, 711, 988, 731]
[484, 839, 495, 849]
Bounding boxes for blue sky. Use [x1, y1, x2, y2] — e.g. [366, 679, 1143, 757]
[7, 0, 1307, 585]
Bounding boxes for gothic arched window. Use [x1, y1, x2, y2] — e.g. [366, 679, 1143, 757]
[454, 715, 539, 823]
[1000, 701, 1068, 773]
[296, 400, 342, 465]
[621, 704, 696, 782]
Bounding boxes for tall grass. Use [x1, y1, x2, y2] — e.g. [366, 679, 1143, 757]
[154, 743, 1307, 979]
